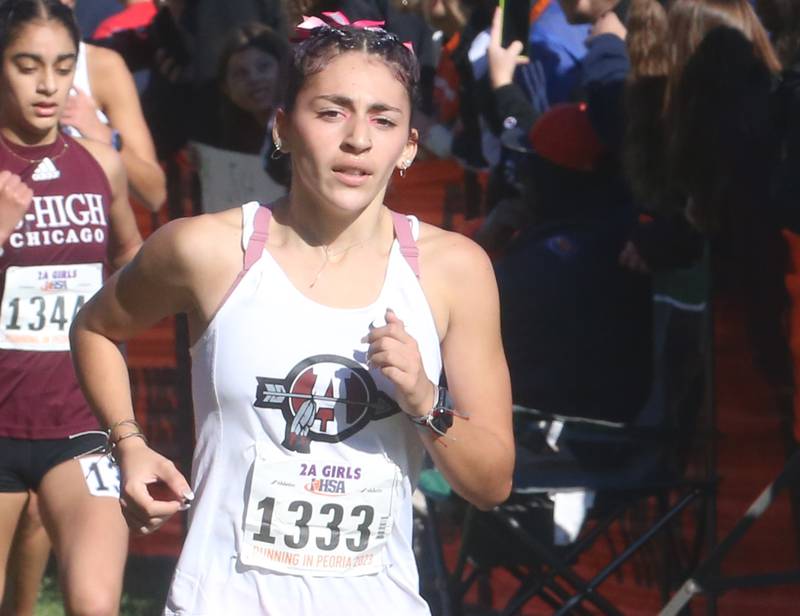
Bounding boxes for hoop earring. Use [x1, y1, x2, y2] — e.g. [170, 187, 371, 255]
[399, 160, 412, 178]
[270, 140, 285, 160]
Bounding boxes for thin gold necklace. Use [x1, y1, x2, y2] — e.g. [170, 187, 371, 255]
[309, 238, 372, 288]
[0, 133, 70, 166]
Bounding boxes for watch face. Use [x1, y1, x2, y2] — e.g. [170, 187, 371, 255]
[432, 408, 454, 432]
[431, 387, 455, 434]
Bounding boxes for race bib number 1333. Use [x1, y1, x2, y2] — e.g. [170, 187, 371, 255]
[240, 445, 400, 577]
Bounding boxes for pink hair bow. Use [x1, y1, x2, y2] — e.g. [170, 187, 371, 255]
[294, 11, 415, 53]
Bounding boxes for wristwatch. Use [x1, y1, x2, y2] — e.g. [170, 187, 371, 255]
[411, 385, 457, 436]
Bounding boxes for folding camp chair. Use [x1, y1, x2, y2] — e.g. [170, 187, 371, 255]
[436, 261, 717, 616]
[445, 409, 712, 615]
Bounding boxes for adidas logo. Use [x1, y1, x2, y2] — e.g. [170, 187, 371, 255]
[31, 157, 60, 182]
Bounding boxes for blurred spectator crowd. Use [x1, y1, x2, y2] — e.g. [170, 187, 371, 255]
[74, 0, 800, 443]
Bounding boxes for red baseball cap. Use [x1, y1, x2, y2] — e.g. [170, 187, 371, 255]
[500, 102, 608, 172]
[528, 102, 606, 172]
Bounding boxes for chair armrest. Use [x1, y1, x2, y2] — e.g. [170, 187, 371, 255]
[512, 404, 673, 446]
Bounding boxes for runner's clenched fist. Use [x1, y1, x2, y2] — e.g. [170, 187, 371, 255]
[0, 171, 33, 245]
[364, 308, 435, 419]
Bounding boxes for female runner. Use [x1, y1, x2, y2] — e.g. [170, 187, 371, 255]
[0, 1, 141, 614]
[59, 0, 166, 213]
[71, 18, 513, 615]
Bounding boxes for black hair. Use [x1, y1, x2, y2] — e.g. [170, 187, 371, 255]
[0, 0, 80, 58]
[285, 23, 419, 112]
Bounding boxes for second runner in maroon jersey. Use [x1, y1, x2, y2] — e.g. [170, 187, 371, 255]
[0, 2, 141, 613]
[0, 132, 118, 439]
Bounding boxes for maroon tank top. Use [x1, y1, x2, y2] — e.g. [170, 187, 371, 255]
[0, 133, 111, 439]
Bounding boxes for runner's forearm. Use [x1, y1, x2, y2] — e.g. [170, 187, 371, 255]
[70, 321, 136, 430]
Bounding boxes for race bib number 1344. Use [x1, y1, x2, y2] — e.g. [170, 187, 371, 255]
[240, 446, 400, 577]
[0, 263, 102, 351]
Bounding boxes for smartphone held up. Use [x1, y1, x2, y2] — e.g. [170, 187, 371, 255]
[499, 0, 532, 56]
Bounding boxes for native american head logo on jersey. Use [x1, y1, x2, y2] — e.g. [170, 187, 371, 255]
[253, 355, 401, 453]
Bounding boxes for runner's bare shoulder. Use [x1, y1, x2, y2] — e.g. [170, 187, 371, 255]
[414, 220, 497, 337]
[416, 221, 494, 290]
[129, 208, 243, 295]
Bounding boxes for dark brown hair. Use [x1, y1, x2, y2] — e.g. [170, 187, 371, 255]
[666, 0, 781, 105]
[626, 0, 669, 79]
[622, 0, 781, 217]
[622, 0, 674, 212]
[668, 25, 774, 231]
[284, 23, 419, 113]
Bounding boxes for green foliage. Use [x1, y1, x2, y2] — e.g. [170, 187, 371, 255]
[34, 574, 62, 616]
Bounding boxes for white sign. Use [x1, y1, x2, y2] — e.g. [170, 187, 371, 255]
[191, 141, 286, 214]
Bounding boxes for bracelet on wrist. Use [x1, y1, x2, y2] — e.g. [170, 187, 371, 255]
[409, 385, 468, 438]
[114, 431, 148, 447]
[105, 418, 148, 462]
[108, 418, 144, 441]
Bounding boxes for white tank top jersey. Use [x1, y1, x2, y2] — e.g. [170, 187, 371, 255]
[164, 202, 442, 615]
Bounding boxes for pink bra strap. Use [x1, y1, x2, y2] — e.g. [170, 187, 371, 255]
[217, 204, 272, 308]
[243, 204, 272, 270]
[391, 211, 420, 278]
